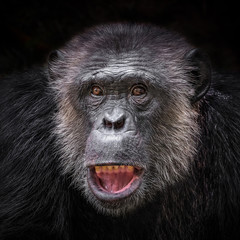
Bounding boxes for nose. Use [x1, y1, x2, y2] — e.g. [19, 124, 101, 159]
[103, 108, 126, 130]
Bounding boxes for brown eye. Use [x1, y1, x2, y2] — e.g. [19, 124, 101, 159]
[131, 85, 146, 96]
[91, 85, 103, 96]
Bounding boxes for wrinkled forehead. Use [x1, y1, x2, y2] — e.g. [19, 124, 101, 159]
[77, 60, 164, 89]
[76, 51, 168, 84]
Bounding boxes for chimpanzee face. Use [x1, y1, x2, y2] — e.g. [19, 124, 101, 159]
[49, 24, 210, 215]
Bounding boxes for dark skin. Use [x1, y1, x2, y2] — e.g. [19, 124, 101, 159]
[81, 72, 155, 204]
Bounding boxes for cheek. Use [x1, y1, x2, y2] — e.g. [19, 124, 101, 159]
[54, 97, 89, 174]
[143, 101, 199, 186]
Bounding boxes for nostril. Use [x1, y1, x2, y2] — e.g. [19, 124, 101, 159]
[103, 108, 126, 131]
[103, 117, 125, 130]
[114, 117, 125, 130]
[103, 119, 113, 129]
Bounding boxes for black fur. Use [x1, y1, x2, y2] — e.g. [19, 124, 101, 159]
[0, 24, 240, 240]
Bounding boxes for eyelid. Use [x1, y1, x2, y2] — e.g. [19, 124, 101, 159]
[130, 84, 147, 96]
[90, 84, 104, 96]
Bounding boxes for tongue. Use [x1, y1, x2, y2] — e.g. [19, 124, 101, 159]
[96, 170, 134, 193]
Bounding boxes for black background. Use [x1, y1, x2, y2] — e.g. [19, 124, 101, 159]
[0, 0, 239, 74]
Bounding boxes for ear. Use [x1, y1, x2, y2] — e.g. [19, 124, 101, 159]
[185, 49, 211, 103]
[47, 50, 64, 80]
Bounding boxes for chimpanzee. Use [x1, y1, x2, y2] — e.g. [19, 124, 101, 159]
[0, 23, 240, 240]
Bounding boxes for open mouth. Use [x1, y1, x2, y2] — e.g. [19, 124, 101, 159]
[88, 165, 143, 201]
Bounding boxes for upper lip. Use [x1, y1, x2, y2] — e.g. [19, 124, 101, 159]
[86, 162, 145, 169]
[88, 163, 143, 169]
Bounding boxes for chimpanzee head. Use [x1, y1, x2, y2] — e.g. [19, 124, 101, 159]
[48, 24, 210, 216]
